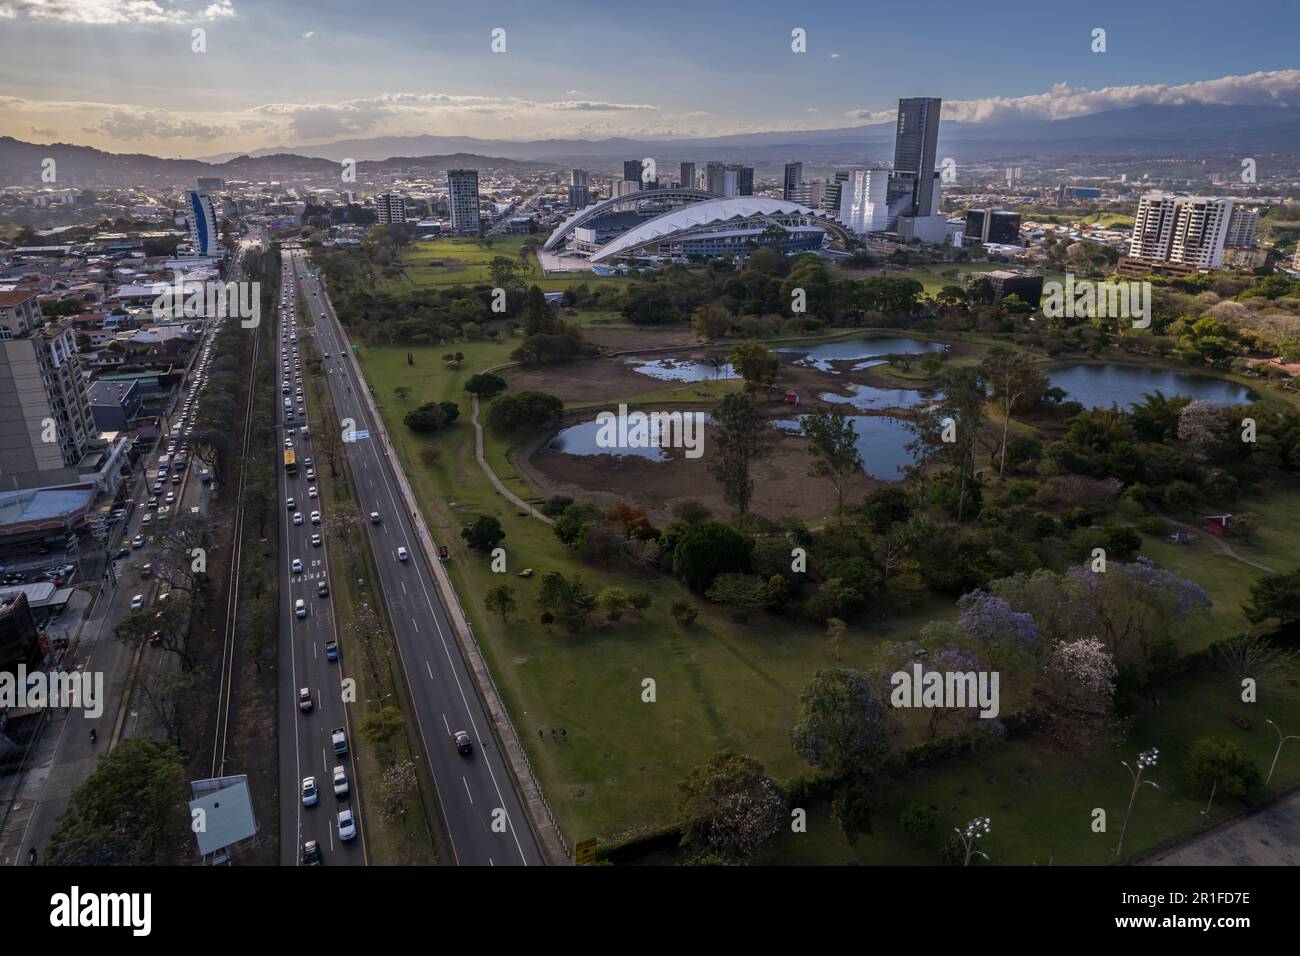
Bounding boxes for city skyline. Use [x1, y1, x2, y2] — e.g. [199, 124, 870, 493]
[0, 0, 1297, 157]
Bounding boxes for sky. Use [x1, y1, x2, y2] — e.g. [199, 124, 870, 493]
[0, 0, 1298, 157]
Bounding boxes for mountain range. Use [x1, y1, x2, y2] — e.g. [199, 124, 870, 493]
[2, 103, 1296, 187]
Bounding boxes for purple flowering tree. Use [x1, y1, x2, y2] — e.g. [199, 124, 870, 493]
[955, 590, 1039, 669]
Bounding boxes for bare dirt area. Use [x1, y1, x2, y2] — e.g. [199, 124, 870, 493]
[506, 355, 667, 405]
[584, 325, 700, 352]
[512, 406, 884, 524]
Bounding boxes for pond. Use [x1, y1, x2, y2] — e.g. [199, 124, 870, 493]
[820, 382, 942, 410]
[624, 357, 736, 382]
[775, 415, 914, 481]
[549, 413, 713, 462]
[775, 336, 946, 373]
[1049, 365, 1253, 410]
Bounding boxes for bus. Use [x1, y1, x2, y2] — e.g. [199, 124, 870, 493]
[284, 447, 297, 474]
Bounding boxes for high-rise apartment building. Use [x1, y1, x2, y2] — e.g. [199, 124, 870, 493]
[374, 191, 407, 224]
[783, 162, 803, 201]
[838, 168, 890, 234]
[447, 169, 481, 236]
[568, 169, 590, 209]
[0, 300, 96, 492]
[822, 171, 850, 214]
[1129, 193, 1233, 268]
[704, 162, 727, 196]
[1225, 206, 1259, 247]
[623, 159, 643, 186]
[187, 190, 219, 255]
[680, 162, 696, 190]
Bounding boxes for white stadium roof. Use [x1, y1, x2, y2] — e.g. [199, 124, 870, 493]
[589, 197, 843, 262]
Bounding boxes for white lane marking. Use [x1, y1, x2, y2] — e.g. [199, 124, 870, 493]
[441, 713, 451, 734]
[412, 618, 419, 633]
[426, 660, 434, 680]
[462, 777, 474, 805]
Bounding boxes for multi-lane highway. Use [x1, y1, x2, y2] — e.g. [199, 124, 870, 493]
[274, 251, 367, 866]
[288, 250, 543, 866]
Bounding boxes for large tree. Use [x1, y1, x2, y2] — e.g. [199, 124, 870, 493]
[676, 750, 785, 863]
[980, 347, 1047, 476]
[800, 407, 863, 515]
[707, 393, 766, 516]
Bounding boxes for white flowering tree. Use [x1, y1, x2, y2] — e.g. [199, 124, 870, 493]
[1036, 637, 1119, 752]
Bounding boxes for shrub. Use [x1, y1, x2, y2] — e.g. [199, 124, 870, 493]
[1136, 515, 1168, 536]
[670, 600, 698, 627]
[404, 401, 461, 433]
[900, 803, 937, 838]
[464, 372, 507, 397]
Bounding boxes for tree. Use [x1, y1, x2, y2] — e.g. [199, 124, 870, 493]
[115, 599, 194, 670]
[484, 584, 517, 624]
[464, 372, 507, 397]
[598, 586, 629, 621]
[404, 401, 460, 433]
[45, 739, 188, 865]
[672, 521, 752, 592]
[1244, 570, 1300, 630]
[362, 707, 406, 744]
[708, 393, 766, 516]
[980, 347, 1047, 476]
[1035, 637, 1118, 752]
[135, 665, 205, 748]
[801, 408, 863, 515]
[461, 514, 505, 552]
[1213, 632, 1297, 693]
[536, 571, 598, 633]
[671, 600, 699, 627]
[729, 340, 778, 392]
[705, 573, 770, 623]
[393, 385, 413, 403]
[692, 301, 733, 341]
[676, 750, 785, 863]
[1188, 738, 1260, 799]
[486, 390, 564, 432]
[608, 501, 652, 539]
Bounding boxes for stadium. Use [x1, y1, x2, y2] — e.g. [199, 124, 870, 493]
[543, 191, 851, 265]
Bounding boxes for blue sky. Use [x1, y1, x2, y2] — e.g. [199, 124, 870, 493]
[0, 0, 1296, 155]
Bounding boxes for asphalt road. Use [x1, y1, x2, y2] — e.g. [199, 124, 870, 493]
[292, 251, 542, 866]
[274, 253, 367, 866]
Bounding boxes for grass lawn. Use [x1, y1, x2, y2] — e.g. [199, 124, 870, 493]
[353, 340, 961, 844]
[770, 661, 1300, 865]
[385, 237, 630, 295]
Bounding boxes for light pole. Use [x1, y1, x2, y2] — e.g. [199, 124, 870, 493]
[954, 816, 991, 866]
[1265, 719, 1300, 787]
[1117, 747, 1160, 857]
[367, 692, 395, 733]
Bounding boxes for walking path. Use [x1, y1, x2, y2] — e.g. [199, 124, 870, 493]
[470, 394, 554, 525]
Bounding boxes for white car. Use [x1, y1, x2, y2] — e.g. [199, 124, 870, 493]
[130, 594, 144, 610]
[292, 512, 304, 525]
[311, 533, 322, 547]
[397, 546, 409, 562]
[132, 534, 145, 548]
[337, 808, 356, 841]
[301, 776, 318, 806]
[332, 765, 349, 797]
[310, 510, 321, 524]
[307, 486, 317, 498]
[291, 558, 303, 573]
[286, 498, 296, 511]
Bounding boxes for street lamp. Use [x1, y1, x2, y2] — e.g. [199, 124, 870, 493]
[1265, 719, 1300, 787]
[1116, 747, 1160, 857]
[954, 816, 991, 866]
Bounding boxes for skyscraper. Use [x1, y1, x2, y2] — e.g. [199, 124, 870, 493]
[704, 162, 727, 196]
[838, 168, 889, 234]
[187, 190, 219, 255]
[680, 162, 696, 190]
[568, 169, 590, 209]
[889, 97, 942, 219]
[447, 169, 481, 236]
[783, 162, 803, 202]
[728, 164, 754, 197]
[1225, 205, 1259, 247]
[623, 160, 643, 186]
[1129, 193, 1233, 268]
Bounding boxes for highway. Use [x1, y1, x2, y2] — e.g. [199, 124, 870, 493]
[289, 250, 543, 866]
[274, 251, 367, 866]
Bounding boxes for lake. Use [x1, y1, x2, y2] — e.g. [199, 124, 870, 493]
[624, 357, 736, 382]
[1049, 365, 1253, 410]
[549, 413, 713, 462]
[775, 415, 914, 480]
[820, 382, 942, 410]
[776, 337, 946, 373]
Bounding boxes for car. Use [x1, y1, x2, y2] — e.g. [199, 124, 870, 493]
[286, 498, 296, 510]
[141, 513, 152, 526]
[337, 808, 356, 841]
[164, 492, 175, 505]
[295, 598, 306, 618]
[112, 547, 130, 560]
[307, 486, 317, 498]
[453, 730, 472, 755]
[332, 765, 349, 797]
[302, 840, 321, 865]
[140, 563, 153, 578]
[310, 510, 320, 524]
[171, 474, 181, 486]
[132, 534, 145, 548]
[305, 468, 316, 481]
[292, 512, 304, 525]
[283, 438, 293, 448]
[304, 458, 313, 468]
[397, 546, 409, 562]
[301, 776, 318, 806]
[291, 558, 303, 573]
[130, 594, 144, 610]
[370, 511, 381, 524]
[298, 687, 313, 712]
[311, 533, 322, 547]
[2, 572, 25, 585]
[317, 580, 329, 597]
[331, 727, 347, 755]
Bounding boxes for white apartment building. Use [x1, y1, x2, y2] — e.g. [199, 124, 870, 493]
[838, 168, 890, 234]
[1224, 205, 1259, 247]
[1129, 192, 1233, 268]
[374, 191, 407, 225]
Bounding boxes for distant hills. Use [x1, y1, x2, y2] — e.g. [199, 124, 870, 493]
[2, 102, 1296, 187]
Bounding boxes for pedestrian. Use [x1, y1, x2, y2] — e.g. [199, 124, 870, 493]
[561, 728, 567, 741]
[538, 729, 543, 740]
[550, 727, 557, 739]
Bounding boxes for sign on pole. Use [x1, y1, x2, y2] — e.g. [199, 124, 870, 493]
[575, 838, 598, 866]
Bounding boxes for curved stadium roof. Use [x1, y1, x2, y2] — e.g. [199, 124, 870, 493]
[588, 196, 849, 262]
[542, 186, 715, 251]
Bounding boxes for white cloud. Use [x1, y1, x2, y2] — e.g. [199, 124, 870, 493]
[0, 0, 236, 25]
[302, 29, 314, 39]
[845, 69, 1300, 125]
[83, 108, 233, 139]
